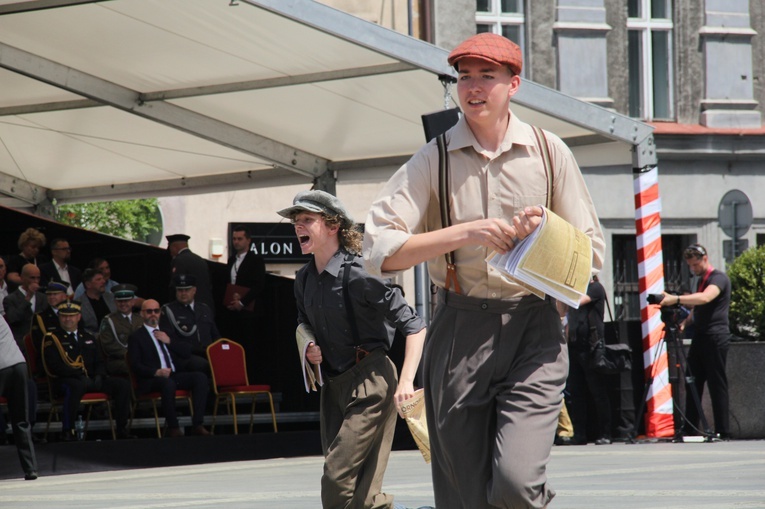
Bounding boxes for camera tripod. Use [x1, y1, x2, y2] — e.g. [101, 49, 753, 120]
[628, 322, 716, 443]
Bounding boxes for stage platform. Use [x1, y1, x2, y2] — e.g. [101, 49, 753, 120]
[1, 439, 764, 508]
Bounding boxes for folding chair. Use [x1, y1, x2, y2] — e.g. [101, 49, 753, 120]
[126, 358, 193, 438]
[206, 338, 277, 434]
[38, 335, 115, 440]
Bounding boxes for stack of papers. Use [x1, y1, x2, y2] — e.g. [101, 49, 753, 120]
[486, 207, 592, 308]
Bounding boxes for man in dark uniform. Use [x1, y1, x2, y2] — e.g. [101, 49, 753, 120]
[128, 299, 210, 438]
[41, 301, 134, 441]
[161, 273, 219, 374]
[224, 225, 266, 379]
[166, 234, 215, 315]
[98, 284, 143, 377]
[30, 281, 70, 371]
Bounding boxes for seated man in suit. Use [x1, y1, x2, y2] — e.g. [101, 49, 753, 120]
[161, 274, 219, 375]
[41, 301, 134, 441]
[3, 264, 47, 350]
[98, 284, 143, 377]
[128, 299, 210, 438]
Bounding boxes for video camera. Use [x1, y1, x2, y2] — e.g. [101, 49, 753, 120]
[647, 293, 690, 328]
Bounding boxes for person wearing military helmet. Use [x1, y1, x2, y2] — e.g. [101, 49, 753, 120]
[364, 33, 605, 509]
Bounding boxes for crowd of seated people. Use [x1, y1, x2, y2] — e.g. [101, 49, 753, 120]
[0, 227, 251, 448]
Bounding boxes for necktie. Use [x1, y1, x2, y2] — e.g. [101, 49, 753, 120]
[154, 329, 174, 371]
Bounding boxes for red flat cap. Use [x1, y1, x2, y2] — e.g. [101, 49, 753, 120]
[448, 33, 523, 75]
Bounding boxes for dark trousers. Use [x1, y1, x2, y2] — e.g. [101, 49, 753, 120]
[0, 378, 37, 431]
[54, 376, 132, 432]
[140, 372, 209, 428]
[566, 348, 612, 441]
[0, 362, 37, 476]
[319, 349, 397, 509]
[424, 290, 566, 509]
[685, 333, 730, 435]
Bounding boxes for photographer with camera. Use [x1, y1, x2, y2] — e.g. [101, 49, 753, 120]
[657, 243, 731, 440]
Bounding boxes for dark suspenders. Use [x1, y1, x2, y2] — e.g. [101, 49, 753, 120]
[436, 126, 553, 294]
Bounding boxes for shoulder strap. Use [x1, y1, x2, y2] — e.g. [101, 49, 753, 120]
[531, 125, 553, 209]
[437, 133, 462, 294]
[162, 304, 197, 337]
[342, 252, 362, 345]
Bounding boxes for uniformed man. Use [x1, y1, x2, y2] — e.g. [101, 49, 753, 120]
[98, 284, 143, 377]
[29, 281, 70, 373]
[166, 234, 215, 315]
[160, 273, 219, 374]
[42, 301, 134, 441]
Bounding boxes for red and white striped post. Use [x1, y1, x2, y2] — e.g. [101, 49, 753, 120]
[633, 167, 674, 438]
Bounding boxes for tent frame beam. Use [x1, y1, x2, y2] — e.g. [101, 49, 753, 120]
[0, 42, 327, 178]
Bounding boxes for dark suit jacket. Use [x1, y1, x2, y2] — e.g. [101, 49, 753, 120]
[39, 262, 82, 294]
[3, 289, 48, 349]
[42, 328, 103, 381]
[171, 249, 214, 313]
[227, 251, 266, 308]
[127, 326, 192, 394]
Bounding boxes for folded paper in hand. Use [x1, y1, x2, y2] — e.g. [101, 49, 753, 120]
[399, 388, 430, 463]
[486, 207, 592, 309]
[296, 323, 323, 392]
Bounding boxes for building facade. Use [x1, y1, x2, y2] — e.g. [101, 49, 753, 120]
[164, 0, 765, 320]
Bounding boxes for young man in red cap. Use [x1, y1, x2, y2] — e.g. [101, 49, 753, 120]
[364, 33, 605, 508]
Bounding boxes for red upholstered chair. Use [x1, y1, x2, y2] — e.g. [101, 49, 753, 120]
[206, 338, 277, 434]
[126, 357, 193, 438]
[38, 336, 115, 440]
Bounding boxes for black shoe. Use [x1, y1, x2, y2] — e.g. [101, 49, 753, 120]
[117, 430, 139, 440]
[594, 437, 611, 445]
[25, 471, 38, 481]
[32, 434, 47, 445]
[60, 430, 76, 442]
[718, 432, 732, 441]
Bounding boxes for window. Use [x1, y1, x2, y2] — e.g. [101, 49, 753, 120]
[475, 0, 525, 74]
[627, 0, 674, 120]
[612, 233, 690, 321]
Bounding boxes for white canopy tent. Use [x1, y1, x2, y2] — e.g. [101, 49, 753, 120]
[0, 0, 656, 211]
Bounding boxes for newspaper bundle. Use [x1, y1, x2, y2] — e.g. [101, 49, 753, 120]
[296, 323, 323, 392]
[486, 207, 592, 308]
[399, 388, 430, 463]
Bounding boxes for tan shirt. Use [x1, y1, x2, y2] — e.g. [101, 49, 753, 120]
[363, 112, 605, 300]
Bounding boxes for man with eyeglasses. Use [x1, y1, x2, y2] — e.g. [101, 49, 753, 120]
[127, 299, 210, 438]
[659, 243, 732, 440]
[39, 238, 82, 297]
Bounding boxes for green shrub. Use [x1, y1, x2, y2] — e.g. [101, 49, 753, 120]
[728, 245, 765, 341]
